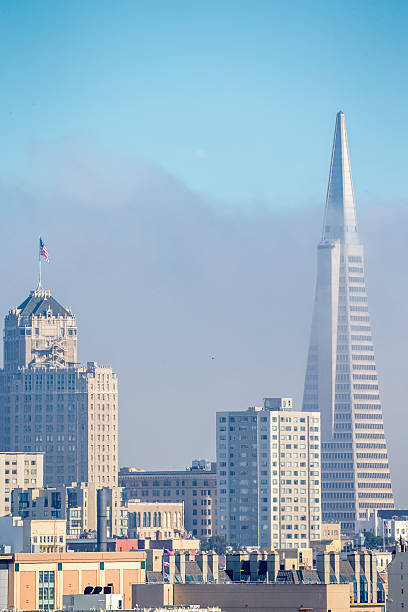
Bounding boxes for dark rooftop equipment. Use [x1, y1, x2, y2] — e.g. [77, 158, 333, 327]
[97, 488, 109, 553]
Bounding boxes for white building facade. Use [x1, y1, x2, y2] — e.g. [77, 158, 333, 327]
[216, 398, 321, 548]
[302, 112, 394, 533]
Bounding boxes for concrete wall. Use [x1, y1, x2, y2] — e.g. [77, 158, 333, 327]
[133, 584, 174, 607]
[0, 517, 23, 552]
[133, 582, 351, 612]
[174, 583, 350, 612]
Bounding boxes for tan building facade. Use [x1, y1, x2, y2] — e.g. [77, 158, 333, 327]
[128, 501, 185, 539]
[133, 582, 353, 612]
[0, 289, 118, 488]
[314, 522, 343, 553]
[23, 518, 66, 553]
[120, 461, 216, 538]
[12, 482, 127, 537]
[0, 551, 145, 610]
[0, 452, 43, 516]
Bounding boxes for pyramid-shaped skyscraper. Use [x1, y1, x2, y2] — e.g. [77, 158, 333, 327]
[302, 112, 394, 533]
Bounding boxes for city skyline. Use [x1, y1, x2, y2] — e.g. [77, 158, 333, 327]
[0, 2, 406, 508]
[0, 109, 403, 505]
[0, 3, 405, 610]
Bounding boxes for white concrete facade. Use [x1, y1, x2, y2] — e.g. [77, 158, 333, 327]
[216, 398, 321, 548]
[302, 112, 394, 533]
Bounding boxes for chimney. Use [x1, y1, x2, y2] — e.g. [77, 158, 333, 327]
[97, 488, 109, 552]
[208, 552, 219, 582]
[360, 551, 377, 603]
[226, 553, 243, 582]
[249, 552, 260, 582]
[163, 553, 176, 583]
[316, 553, 331, 584]
[329, 552, 340, 583]
[146, 548, 163, 572]
[196, 552, 208, 582]
[266, 551, 279, 583]
[175, 552, 186, 583]
[348, 552, 361, 603]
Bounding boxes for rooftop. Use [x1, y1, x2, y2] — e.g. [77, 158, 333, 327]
[10, 289, 73, 320]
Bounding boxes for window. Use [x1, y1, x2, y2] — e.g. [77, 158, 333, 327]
[39, 571, 55, 610]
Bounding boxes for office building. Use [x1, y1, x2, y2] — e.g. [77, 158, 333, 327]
[216, 397, 321, 548]
[119, 460, 216, 538]
[302, 112, 394, 532]
[0, 452, 43, 516]
[0, 288, 118, 487]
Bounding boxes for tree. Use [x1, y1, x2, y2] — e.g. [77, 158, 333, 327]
[200, 535, 228, 555]
[361, 531, 390, 550]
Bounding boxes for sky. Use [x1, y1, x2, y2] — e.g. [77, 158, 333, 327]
[0, 1, 408, 504]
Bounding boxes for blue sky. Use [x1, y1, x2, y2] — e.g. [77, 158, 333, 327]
[1, 1, 408, 499]
[1, 0, 407, 205]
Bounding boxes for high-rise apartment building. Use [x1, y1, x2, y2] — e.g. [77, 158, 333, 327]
[0, 452, 43, 516]
[0, 288, 118, 488]
[302, 112, 394, 533]
[216, 398, 321, 548]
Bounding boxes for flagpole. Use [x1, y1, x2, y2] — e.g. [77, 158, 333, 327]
[38, 237, 42, 290]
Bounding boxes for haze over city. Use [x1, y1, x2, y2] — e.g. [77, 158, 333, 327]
[0, 0, 407, 508]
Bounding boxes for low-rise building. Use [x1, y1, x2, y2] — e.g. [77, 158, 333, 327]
[134, 608, 222, 612]
[357, 509, 408, 540]
[386, 545, 408, 612]
[11, 481, 127, 537]
[134, 550, 386, 612]
[66, 536, 201, 555]
[312, 522, 342, 553]
[64, 593, 222, 612]
[127, 500, 185, 540]
[0, 516, 23, 552]
[120, 460, 216, 539]
[374, 550, 392, 571]
[0, 452, 43, 516]
[0, 551, 146, 610]
[23, 518, 66, 553]
[148, 538, 201, 554]
[133, 582, 355, 612]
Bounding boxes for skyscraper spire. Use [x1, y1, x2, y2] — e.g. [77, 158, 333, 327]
[322, 111, 359, 245]
[303, 112, 394, 534]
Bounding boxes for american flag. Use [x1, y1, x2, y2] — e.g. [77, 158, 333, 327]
[40, 238, 50, 263]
